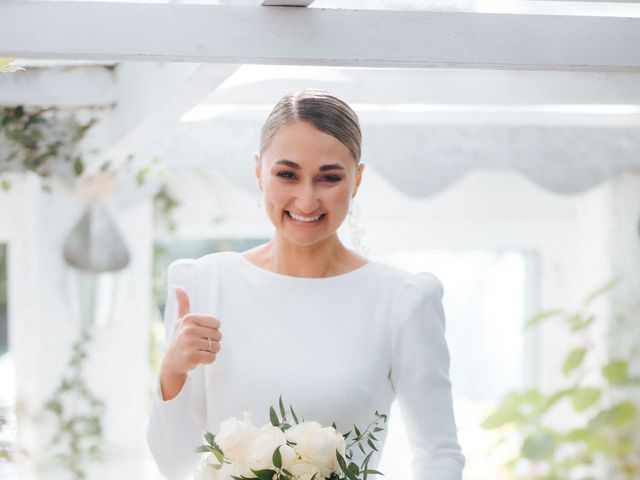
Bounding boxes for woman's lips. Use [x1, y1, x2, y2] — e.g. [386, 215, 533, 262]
[286, 211, 325, 225]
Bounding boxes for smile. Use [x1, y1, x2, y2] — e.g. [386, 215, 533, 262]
[287, 211, 325, 223]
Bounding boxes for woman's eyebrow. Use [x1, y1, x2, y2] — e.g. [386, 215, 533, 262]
[274, 159, 345, 171]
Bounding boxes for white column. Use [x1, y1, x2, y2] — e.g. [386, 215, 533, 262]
[2, 172, 154, 477]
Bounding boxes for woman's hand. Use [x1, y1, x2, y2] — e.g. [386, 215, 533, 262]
[159, 286, 223, 400]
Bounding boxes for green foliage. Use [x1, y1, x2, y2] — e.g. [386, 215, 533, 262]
[0, 106, 96, 189]
[0, 106, 179, 233]
[43, 324, 106, 480]
[153, 183, 180, 233]
[482, 278, 640, 479]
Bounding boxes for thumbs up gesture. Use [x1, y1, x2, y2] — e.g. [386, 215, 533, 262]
[159, 286, 223, 400]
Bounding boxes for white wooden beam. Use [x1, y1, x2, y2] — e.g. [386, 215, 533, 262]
[261, 1, 316, 6]
[0, 66, 115, 107]
[97, 63, 239, 167]
[200, 67, 640, 105]
[5, 66, 640, 108]
[2, 2, 640, 71]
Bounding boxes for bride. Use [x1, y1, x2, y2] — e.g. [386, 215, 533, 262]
[146, 89, 465, 479]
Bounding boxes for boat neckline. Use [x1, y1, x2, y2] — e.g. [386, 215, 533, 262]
[231, 251, 375, 281]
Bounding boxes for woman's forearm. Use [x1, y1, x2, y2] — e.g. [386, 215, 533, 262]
[159, 366, 187, 401]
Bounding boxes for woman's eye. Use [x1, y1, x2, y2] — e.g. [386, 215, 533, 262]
[276, 172, 341, 183]
[321, 175, 342, 183]
[276, 171, 296, 179]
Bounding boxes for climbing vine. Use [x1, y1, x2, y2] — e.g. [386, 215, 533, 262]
[43, 325, 105, 480]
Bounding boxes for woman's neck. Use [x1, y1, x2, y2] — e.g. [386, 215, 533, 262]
[246, 236, 361, 278]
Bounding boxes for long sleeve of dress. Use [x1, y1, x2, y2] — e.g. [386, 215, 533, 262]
[389, 272, 465, 479]
[146, 259, 207, 480]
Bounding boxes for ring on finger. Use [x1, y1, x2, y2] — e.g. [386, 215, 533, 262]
[207, 337, 214, 353]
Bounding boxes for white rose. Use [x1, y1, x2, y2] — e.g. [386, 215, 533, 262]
[246, 424, 286, 470]
[216, 462, 244, 480]
[285, 422, 346, 476]
[288, 460, 323, 480]
[279, 444, 298, 470]
[216, 411, 259, 464]
[194, 454, 220, 480]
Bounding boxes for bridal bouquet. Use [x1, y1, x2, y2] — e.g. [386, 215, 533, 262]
[194, 396, 387, 480]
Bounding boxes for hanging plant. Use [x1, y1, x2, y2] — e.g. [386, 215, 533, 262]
[0, 105, 97, 191]
[0, 105, 180, 228]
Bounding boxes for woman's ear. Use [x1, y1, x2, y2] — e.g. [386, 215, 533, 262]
[254, 152, 262, 191]
[352, 163, 365, 197]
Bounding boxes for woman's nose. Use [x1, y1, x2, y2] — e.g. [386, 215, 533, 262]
[295, 183, 320, 213]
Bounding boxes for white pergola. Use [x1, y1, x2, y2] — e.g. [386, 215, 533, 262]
[3, 0, 640, 194]
[2, 1, 640, 478]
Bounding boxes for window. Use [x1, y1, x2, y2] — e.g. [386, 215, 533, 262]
[376, 248, 537, 479]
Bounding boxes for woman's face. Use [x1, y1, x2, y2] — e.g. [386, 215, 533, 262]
[254, 120, 364, 248]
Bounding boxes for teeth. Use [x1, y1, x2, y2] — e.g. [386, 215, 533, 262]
[288, 211, 322, 222]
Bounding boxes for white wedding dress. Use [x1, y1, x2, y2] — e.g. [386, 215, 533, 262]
[146, 251, 464, 480]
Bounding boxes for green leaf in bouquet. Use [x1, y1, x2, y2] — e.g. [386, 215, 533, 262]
[335, 449, 359, 480]
[367, 438, 377, 451]
[354, 425, 362, 438]
[562, 347, 586, 375]
[348, 461, 360, 476]
[290, 404, 299, 424]
[194, 446, 214, 453]
[337, 450, 349, 472]
[602, 359, 629, 384]
[251, 469, 277, 480]
[272, 445, 282, 468]
[204, 431, 216, 446]
[362, 469, 384, 477]
[270, 406, 280, 426]
[279, 395, 286, 419]
[368, 432, 378, 441]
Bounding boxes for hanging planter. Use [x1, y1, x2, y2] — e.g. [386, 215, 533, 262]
[63, 201, 130, 273]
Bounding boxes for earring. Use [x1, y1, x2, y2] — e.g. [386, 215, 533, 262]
[347, 198, 369, 255]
